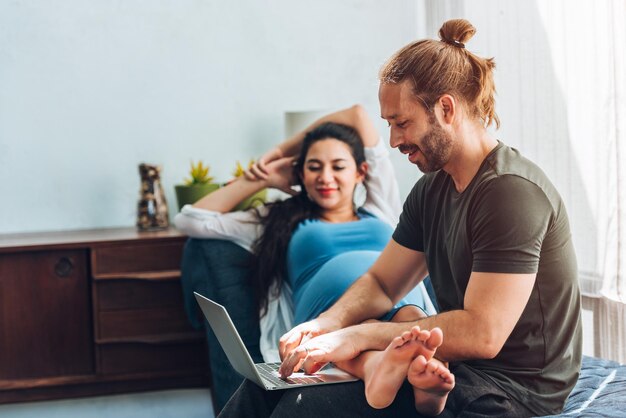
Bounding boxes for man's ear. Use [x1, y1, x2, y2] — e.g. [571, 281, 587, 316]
[437, 94, 456, 125]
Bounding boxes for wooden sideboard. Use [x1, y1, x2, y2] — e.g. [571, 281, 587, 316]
[0, 227, 208, 403]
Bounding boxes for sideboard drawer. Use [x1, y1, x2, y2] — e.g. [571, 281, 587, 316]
[92, 242, 184, 277]
[98, 341, 206, 375]
[96, 278, 186, 311]
[96, 306, 196, 342]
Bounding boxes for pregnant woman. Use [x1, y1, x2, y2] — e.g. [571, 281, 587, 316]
[174, 105, 433, 347]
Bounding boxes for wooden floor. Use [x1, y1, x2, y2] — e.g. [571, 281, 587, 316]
[0, 388, 214, 418]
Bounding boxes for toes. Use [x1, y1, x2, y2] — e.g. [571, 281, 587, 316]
[416, 329, 431, 343]
[436, 367, 455, 385]
[437, 369, 454, 385]
[447, 373, 456, 386]
[410, 326, 422, 339]
[409, 354, 428, 374]
[424, 327, 444, 350]
[400, 331, 411, 342]
[390, 335, 405, 348]
[426, 361, 439, 374]
[436, 365, 450, 377]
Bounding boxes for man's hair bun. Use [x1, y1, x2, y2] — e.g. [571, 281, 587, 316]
[438, 19, 476, 48]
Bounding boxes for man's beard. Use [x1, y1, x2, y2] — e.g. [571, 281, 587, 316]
[414, 115, 455, 173]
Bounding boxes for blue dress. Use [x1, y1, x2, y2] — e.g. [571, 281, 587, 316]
[287, 210, 425, 324]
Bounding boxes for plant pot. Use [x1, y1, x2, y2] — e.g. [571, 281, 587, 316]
[233, 189, 267, 211]
[175, 183, 220, 211]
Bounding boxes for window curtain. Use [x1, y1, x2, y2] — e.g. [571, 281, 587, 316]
[424, 0, 626, 363]
[584, 0, 626, 363]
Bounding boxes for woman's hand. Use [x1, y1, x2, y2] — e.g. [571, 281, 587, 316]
[245, 147, 284, 181]
[262, 156, 298, 195]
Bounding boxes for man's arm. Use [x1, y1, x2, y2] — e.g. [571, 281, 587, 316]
[325, 239, 430, 326]
[355, 270, 536, 360]
[282, 268, 536, 375]
[278, 240, 428, 359]
[434, 271, 536, 360]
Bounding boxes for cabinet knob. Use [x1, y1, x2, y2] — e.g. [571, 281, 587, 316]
[54, 257, 74, 277]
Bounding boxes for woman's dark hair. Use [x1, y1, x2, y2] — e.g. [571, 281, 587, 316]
[250, 122, 366, 316]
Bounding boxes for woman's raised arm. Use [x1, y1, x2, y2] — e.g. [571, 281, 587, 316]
[248, 105, 379, 180]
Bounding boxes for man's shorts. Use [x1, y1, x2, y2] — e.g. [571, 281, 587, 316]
[442, 362, 534, 417]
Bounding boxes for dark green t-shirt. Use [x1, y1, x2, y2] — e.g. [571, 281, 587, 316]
[393, 142, 582, 415]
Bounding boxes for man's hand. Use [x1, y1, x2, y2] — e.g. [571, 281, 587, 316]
[278, 316, 343, 377]
[278, 327, 361, 378]
[278, 316, 342, 361]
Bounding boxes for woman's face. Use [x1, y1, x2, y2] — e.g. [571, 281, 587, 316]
[301, 138, 365, 213]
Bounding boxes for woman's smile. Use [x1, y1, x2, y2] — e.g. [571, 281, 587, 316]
[316, 187, 338, 197]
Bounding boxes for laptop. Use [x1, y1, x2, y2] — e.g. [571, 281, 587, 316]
[194, 292, 358, 390]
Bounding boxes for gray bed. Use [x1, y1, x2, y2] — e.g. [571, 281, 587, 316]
[549, 355, 626, 417]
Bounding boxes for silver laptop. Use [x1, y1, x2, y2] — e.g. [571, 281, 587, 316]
[194, 292, 358, 390]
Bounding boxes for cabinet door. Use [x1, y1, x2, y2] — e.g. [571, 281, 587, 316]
[0, 250, 93, 380]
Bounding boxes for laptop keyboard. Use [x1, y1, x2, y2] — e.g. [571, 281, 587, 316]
[256, 363, 324, 387]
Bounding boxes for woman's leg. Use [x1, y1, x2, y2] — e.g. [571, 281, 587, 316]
[388, 304, 427, 322]
[335, 305, 442, 409]
[407, 355, 455, 416]
[362, 326, 443, 409]
[336, 304, 455, 415]
[385, 305, 455, 415]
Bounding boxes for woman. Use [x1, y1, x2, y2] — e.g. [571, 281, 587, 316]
[174, 105, 434, 360]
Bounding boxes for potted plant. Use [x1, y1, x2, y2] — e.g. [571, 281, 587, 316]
[174, 160, 220, 211]
[231, 159, 267, 211]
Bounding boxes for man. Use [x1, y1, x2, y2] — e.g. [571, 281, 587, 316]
[219, 18, 582, 417]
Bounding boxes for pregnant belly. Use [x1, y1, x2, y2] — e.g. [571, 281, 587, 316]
[293, 250, 380, 324]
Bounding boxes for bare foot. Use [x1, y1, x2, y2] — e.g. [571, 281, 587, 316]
[408, 355, 455, 416]
[364, 326, 443, 409]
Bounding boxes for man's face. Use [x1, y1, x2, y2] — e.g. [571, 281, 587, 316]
[379, 81, 455, 173]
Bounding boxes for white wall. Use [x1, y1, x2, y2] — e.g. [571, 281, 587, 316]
[0, 0, 422, 234]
